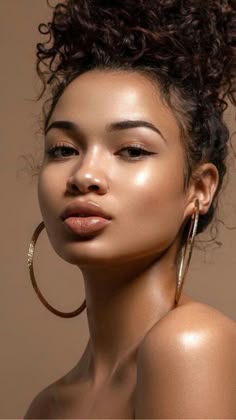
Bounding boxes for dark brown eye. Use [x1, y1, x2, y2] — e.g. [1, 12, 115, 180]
[118, 146, 154, 159]
[46, 145, 78, 159]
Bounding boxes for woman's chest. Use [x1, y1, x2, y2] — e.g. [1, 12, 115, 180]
[47, 366, 137, 419]
[61, 386, 135, 418]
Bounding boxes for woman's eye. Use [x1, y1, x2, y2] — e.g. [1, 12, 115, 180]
[46, 145, 78, 159]
[118, 146, 154, 159]
[45, 144, 155, 160]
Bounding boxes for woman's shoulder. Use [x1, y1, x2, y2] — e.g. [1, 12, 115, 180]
[134, 295, 236, 417]
[139, 294, 236, 356]
[168, 293, 236, 332]
[23, 383, 54, 419]
[24, 380, 70, 419]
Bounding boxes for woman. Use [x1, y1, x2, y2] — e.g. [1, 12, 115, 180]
[24, 0, 236, 418]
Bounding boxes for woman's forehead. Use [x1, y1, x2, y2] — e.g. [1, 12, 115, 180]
[48, 69, 181, 142]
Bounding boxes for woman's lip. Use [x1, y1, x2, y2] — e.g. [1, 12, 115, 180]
[63, 216, 111, 235]
[61, 200, 112, 221]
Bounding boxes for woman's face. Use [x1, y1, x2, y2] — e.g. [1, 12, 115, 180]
[38, 70, 191, 267]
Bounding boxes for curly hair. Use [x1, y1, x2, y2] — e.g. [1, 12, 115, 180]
[36, 0, 236, 245]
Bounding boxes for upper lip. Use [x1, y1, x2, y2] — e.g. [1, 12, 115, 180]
[61, 200, 112, 221]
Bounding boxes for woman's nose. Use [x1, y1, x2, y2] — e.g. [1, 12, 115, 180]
[66, 153, 109, 195]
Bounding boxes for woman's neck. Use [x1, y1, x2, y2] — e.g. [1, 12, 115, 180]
[79, 245, 180, 386]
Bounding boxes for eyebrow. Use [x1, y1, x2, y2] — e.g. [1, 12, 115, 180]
[45, 119, 167, 142]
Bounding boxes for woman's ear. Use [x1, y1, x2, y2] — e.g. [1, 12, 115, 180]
[183, 163, 219, 219]
[193, 163, 219, 215]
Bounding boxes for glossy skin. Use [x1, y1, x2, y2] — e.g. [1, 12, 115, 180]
[24, 69, 236, 419]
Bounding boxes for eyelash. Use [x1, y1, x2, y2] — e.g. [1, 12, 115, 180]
[45, 144, 155, 160]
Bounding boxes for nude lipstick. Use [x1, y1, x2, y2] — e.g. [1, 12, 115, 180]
[61, 200, 112, 236]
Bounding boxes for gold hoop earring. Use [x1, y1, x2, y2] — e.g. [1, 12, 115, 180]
[27, 221, 86, 318]
[174, 198, 200, 308]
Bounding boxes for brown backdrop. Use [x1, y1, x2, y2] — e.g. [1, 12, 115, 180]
[0, 1, 235, 418]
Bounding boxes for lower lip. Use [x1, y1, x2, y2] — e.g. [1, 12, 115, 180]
[63, 216, 111, 235]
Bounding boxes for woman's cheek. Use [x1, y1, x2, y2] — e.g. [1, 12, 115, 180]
[37, 168, 59, 219]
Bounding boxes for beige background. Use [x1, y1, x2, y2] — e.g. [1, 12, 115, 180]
[0, 1, 235, 418]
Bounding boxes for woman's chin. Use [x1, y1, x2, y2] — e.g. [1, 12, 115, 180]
[53, 243, 118, 267]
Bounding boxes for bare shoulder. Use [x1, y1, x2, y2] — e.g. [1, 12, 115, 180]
[135, 299, 236, 418]
[140, 297, 236, 352]
[24, 344, 90, 418]
[23, 381, 63, 419]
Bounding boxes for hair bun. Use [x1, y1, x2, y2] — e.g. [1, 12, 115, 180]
[37, 0, 236, 112]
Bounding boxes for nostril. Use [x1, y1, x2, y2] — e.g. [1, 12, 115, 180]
[71, 184, 78, 191]
[70, 183, 99, 193]
[89, 185, 99, 190]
